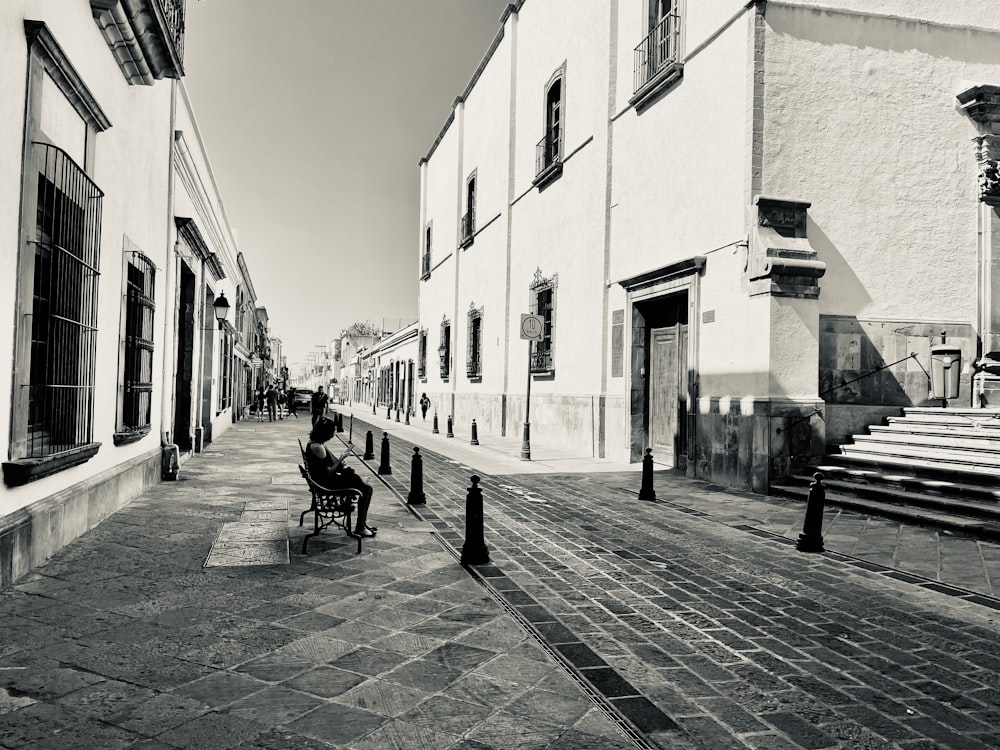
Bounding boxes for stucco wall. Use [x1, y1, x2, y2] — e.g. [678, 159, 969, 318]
[761, 4, 998, 325]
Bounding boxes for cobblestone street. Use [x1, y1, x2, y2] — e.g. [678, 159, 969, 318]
[1, 412, 999, 749]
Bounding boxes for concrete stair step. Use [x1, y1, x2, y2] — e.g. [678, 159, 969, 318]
[855, 430, 1000, 452]
[780, 470, 1000, 520]
[770, 483, 1000, 543]
[808, 463, 1000, 501]
[826, 449, 1000, 479]
[839, 441, 1000, 469]
[887, 415, 1000, 432]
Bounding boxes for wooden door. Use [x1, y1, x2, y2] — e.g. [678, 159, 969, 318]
[649, 324, 687, 466]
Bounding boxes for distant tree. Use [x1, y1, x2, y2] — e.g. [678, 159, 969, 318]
[340, 320, 380, 337]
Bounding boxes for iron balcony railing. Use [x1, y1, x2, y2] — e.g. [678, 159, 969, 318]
[421, 251, 431, 279]
[634, 11, 680, 93]
[530, 348, 553, 373]
[535, 126, 563, 176]
[460, 209, 475, 247]
[157, 0, 186, 64]
[467, 354, 482, 378]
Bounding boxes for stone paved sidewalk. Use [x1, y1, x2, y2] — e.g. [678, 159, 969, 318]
[0, 417, 635, 750]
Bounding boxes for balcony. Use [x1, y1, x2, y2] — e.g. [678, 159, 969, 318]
[421, 251, 431, 280]
[630, 11, 683, 112]
[530, 348, 553, 373]
[467, 354, 482, 379]
[460, 209, 475, 249]
[533, 127, 563, 189]
[92, 0, 186, 84]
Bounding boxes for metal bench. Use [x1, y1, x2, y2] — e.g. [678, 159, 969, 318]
[298, 439, 364, 555]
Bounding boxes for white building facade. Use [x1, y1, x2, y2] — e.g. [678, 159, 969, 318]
[418, 0, 1000, 492]
[0, 1, 270, 586]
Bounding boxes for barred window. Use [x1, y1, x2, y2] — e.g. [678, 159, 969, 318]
[467, 304, 483, 379]
[439, 319, 451, 380]
[218, 329, 233, 412]
[418, 328, 427, 379]
[530, 269, 556, 373]
[26, 142, 104, 457]
[116, 251, 155, 443]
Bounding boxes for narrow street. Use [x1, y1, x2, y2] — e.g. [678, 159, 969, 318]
[1, 412, 998, 749]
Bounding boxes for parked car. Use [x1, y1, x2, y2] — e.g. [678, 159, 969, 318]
[293, 388, 314, 410]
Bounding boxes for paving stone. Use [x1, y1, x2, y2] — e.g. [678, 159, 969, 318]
[286, 701, 388, 745]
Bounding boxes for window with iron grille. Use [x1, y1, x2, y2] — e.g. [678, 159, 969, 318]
[633, 0, 683, 102]
[439, 319, 451, 380]
[4, 23, 111, 486]
[421, 224, 432, 280]
[534, 65, 565, 186]
[460, 172, 476, 248]
[115, 251, 155, 444]
[418, 328, 428, 379]
[25, 142, 104, 458]
[529, 269, 556, 373]
[467, 304, 483, 379]
[218, 329, 233, 412]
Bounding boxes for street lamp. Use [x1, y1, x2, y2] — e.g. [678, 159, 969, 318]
[212, 292, 230, 328]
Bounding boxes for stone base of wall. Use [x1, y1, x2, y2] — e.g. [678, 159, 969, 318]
[691, 397, 825, 494]
[825, 403, 906, 448]
[0, 447, 161, 588]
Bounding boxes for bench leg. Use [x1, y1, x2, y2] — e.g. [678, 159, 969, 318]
[302, 510, 321, 555]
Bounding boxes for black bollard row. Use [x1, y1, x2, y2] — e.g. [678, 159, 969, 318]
[378, 432, 392, 475]
[363, 429, 375, 460]
[470, 419, 480, 446]
[407, 447, 426, 505]
[796, 472, 826, 553]
[638, 448, 657, 501]
[432, 412, 439, 434]
[460, 475, 490, 566]
[446, 415, 454, 438]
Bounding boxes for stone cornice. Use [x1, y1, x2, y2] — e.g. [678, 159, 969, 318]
[958, 84, 1000, 126]
[24, 21, 112, 132]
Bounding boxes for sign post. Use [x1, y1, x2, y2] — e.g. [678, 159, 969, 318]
[519, 314, 544, 460]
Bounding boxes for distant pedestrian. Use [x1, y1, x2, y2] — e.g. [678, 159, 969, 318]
[286, 387, 298, 418]
[419, 392, 431, 421]
[265, 384, 278, 422]
[311, 385, 330, 426]
[254, 386, 265, 422]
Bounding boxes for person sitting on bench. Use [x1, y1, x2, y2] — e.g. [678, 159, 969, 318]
[305, 416, 376, 537]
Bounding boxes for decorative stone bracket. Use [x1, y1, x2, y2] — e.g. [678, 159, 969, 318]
[975, 135, 1000, 206]
[957, 85, 1000, 205]
[746, 197, 826, 298]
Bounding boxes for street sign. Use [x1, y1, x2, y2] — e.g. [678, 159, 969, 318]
[520, 314, 544, 341]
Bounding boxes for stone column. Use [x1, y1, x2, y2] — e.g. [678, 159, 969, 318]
[957, 85, 1000, 406]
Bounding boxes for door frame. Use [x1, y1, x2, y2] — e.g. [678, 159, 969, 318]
[616, 256, 704, 466]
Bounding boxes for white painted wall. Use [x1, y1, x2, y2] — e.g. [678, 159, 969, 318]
[1, 3, 173, 515]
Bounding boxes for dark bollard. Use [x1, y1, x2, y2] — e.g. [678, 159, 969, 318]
[378, 432, 392, 475]
[638, 448, 657, 501]
[407, 447, 426, 505]
[470, 419, 480, 445]
[432, 412, 439, 434]
[363, 430, 375, 460]
[446, 415, 454, 438]
[405, 407, 411, 426]
[395, 407, 400, 422]
[372, 401, 376, 415]
[460, 475, 490, 566]
[349, 414, 353, 442]
[335, 412, 344, 433]
[796, 472, 826, 553]
[387, 405, 392, 419]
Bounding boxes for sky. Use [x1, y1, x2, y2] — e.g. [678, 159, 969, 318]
[182, 0, 511, 368]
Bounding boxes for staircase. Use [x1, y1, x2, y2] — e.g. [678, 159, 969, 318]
[770, 407, 1000, 543]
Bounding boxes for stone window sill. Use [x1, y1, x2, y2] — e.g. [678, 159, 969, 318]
[3, 442, 102, 487]
[113, 428, 150, 446]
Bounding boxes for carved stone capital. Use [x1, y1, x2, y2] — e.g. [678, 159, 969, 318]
[957, 84, 1000, 126]
[746, 197, 825, 298]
